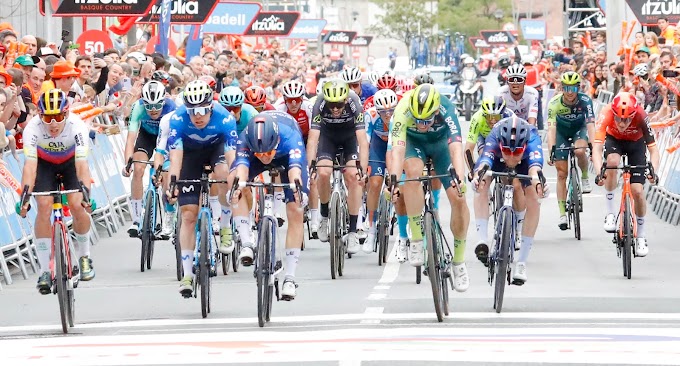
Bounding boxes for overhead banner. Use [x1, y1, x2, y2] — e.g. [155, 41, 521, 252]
[52, 0, 154, 16]
[285, 19, 327, 39]
[479, 30, 516, 45]
[244, 11, 300, 37]
[520, 19, 547, 40]
[173, 2, 261, 34]
[351, 35, 373, 47]
[625, 0, 680, 25]
[322, 30, 357, 44]
[139, 0, 220, 24]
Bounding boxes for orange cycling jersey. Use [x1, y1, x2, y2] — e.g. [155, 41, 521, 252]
[595, 104, 656, 146]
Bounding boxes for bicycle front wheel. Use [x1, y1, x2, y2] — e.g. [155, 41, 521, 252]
[257, 217, 275, 327]
[140, 190, 154, 272]
[232, 235, 241, 272]
[329, 193, 340, 279]
[199, 212, 212, 318]
[494, 210, 512, 313]
[173, 210, 183, 281]
[377, 195, 390, 266]
[424, 212, 444, 322]
[53, 223, 72, 333]
[623, 196, 633, 279]
[570, 170, 581, 240]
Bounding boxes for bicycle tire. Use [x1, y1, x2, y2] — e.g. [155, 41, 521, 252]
[424, 212, 444, 322]
[571, 170, 581, 240]
[232, 235, 241, 272]
[257, 217, 274, 327]
[329, 193, 339, 279]
[494, 209, 512, 313]
[173, 211, 183, 281]
[148, 191, 161, 269]
[623, 196, 632, 279]
[337, 197, 348, 277]
[221, 253, 229, 275]
[377, 195, 390, 266]
[436, 221, 450, 317]
[199, 212, 211, 318]
[140, 190, 153, 272]
[54, 223, 71, 333]
[265, 219, 275, 322]
[416, 265, 422, 284]
[493, 182, 503, 225]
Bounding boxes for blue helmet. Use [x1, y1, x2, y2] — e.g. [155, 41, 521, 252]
[245, 112, 280, 153]
[497, 115, 530, 151]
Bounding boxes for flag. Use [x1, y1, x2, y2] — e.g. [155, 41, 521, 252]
[185, 25, 203, 63]
[155, 0, 172, 56]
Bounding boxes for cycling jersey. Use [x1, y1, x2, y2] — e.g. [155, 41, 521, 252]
[363, 95, 375, 110]
[167, 101, 238, 152]
[466, 108, 515, 146]
[233, 103, 259, 135]
[23, 115, 89, 164]
[128, 99, 177, 135]
[275, 101, 313, 139]
[499, 85, 540, 121]
[547, 92, 595, 135]
[311, 91, 364, 131]
[358, 82, 377, 105]
[595, 104, 655, 146]
[156, 111, 174, 153]
[365, 107, 390, 142]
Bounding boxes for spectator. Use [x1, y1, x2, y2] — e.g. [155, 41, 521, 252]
[594, 31, 606, 52]
[636, 47, 651, 64]
[20, 35, 37, 56]
[658, 18, 677, 45]
[645, 32, 661, 54]
[572, 40, 585, 69]
[634, 31, 645, 52]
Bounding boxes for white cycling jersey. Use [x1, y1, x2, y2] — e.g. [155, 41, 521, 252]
[498, 85, 540, 121]
[155, 110, 175, 153]
[23, 114, 89, 164]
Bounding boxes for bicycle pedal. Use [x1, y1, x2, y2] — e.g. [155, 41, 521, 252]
[311, 232, 318, 239]
[512, 278, 526, 286]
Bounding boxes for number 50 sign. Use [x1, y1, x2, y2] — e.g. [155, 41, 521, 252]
[76, 30, 114, 56]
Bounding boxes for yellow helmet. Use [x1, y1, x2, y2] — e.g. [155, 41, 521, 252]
[560, 71, 581, 86]
[38, 89, 69, 115]
[409, 84, 440, 120]
[322, 80, 349, 103]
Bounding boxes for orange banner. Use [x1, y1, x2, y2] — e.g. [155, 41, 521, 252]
[0, 160, 21, 195]
[656, 74, 680, 97]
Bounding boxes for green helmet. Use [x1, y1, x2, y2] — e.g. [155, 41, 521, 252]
[322, 80, 349, 103]
[560, 71, 581, 86]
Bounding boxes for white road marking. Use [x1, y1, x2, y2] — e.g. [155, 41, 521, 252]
[377, 243, 400, 284]
[373, 285, 390, 290]
[366, 293, 386, 301]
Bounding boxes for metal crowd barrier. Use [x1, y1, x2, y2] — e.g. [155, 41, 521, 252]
[0, 112, 132, 286]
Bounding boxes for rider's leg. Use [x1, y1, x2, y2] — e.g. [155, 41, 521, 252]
[129, 151, 149, 233]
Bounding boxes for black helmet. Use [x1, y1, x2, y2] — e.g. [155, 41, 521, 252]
[498, 56, 511, 69]
[151, 70, 173, 85]
[413, 73, 434, 86]
[497, 115, 531, 152]
[245, 112, 280, 153]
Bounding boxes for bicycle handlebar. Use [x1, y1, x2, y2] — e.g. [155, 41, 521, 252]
[20, 181, 91, 214]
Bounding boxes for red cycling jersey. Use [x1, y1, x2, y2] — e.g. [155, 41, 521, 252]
[595, 104, 656, 146]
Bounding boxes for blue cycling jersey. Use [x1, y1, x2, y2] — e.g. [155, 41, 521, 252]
[129, 99, 176, 135]
[476, 121, 544, 170]
[167, 101, 238, 152]
[359, 82, 377, 104]
[234, 103, 259, 135]
[365, 107, 389, 142]
[233, 111, 307, 170]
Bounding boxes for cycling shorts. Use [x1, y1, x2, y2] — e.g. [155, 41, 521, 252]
[317, 125, 358, 163]
[603, 135, 647, 185]
[554, 126, 588, 161]
[490, 158, 532, 188]
[34, 157, 80, 193]
[405, 137, 464, 191]
[247, 158, 310, 204]
[178, 145, 226, 207]
[368, 135, 388, 177]
[134, 128, 158, 157]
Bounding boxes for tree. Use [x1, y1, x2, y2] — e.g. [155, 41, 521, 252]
[438, 0, 513, 53]
[368, 0, 435, 49]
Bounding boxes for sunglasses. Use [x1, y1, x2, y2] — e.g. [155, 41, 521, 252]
[378, 108, 395, 115]
[327, 101, 345, 110]
[144, 102, 164, 111]
[187, 105, 212, 116]
[254, 149, 276, 159]
[285, 97, 302, 104]
[348, 82, 361, 89]
[614, 115, 634, 124]
[486, 113, 501, 121]
[415, 115, 435, 125]
[562, 85, 579, 93]
[41, 113, 66, 124]
[508, 77, 526, 84]
[500, 145, 526, 156]
[225, 105, 242, 113]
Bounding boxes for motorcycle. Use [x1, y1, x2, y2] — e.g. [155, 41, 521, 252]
[452, 68, 485, 121]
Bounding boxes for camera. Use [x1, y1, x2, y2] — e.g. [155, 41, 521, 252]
[662, 69, 680, 78]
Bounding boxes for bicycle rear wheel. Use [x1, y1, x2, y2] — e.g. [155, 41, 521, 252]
[623, 196, 632, 279]
[140, 190, 154, 272]
[148, 191, 161, 269]
[199, 212, 211, 318]
[173, 210, 183, 281]
[337, 198, 348, 276]
[53, 223, 72, 333]
[424, 212, 444, 322]
[570, 170, 581, 240]
[329, 193, 340, 279]
[257, 217, 274, 327]
[232, 234, 241, 272]
[494, 210, 512, 313]
[377, 195, 390, 266]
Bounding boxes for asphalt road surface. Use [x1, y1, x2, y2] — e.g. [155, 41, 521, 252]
[1, 75, 679, 366]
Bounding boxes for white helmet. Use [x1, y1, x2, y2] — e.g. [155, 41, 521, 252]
[367, 71, 380, 86]
[127, 51, 146, 64]
[341, 66, 362, 83]
[183, 80, 213, 107]
[521, 54, 536, 65]
[141, 80, 166, 105]
[633, 63, 649, 77]
[282, 80, 305, 98]
[506, 63, 527, 78]
[464, 56, 475, 65]
[373, 89, 398, 110]
[460, 53, 470, 60]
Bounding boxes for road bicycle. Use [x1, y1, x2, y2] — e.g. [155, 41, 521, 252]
[19, 178, 90, 333]
[552, 145, 588, 240]
[367, 160, 393, 266]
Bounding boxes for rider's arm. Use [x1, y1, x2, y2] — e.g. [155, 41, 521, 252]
[591, 108, 611, 173]
[73, 119, 92, 191]
[307, 98, 323, 164]
[388, 103, 409, 176]
[527, 89, 539, 126]
[441, 103, 466, 181]
[125, 102, 143, 161]
[20, 119, 39, 191]
[583, 94, 597, 143]
[546, 97, 558, 155]
[166, 114, 184, 180]
[466, 112, 482, 159]
[154, 112, 173, 171]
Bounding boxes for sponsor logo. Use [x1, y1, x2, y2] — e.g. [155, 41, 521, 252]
[75, 0, 138, 3]
[289, 148, 302, 159]
[149, 0, 198, 15]
[641, 0, 680, 16]
[487, 32, 509, 43]
[329, 32, 350, 43]
[351, 37, 369, 46]
[251, 15, 285, 32]
[181, 185, 195, 193]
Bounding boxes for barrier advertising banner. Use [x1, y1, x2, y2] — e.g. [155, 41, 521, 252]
[322, 30, 357, 44]
[244, 11, 300, 36]
[52, 0, 154, 16]
[479, 30, 516, 45]
[138, 0, 219, 24]
[174, 2, 261, 34]
[520, 19, 547, 40]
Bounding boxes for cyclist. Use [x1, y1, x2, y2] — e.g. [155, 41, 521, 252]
[546, 71, 596, 230]
[499, 64, 540, 126]
[166, 80, 238, 296]
[364, 74, 398, 110]
[340, 66, 377, 105]
[18, 89, 94, 293]
[122, 80, 177, 237]
[362, 89, 398, 253]
[245, 85, 275, 112]
[592, 92, 660, 257]
[389, 84, 470, 292]
[472, 116, 546, 285]
[231, 111, 309, 299]
[497, 56, 512, 87]
[308, 80, 368, 254]
[466, 96, 515, 251]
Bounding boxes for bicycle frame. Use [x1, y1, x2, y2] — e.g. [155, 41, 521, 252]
[617, 156, 638, 239]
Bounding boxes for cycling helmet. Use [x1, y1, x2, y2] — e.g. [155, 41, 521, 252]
[633, 63, 649, 77]
[127, 51, 146, 64]
[219, 86, 245, 107]
[409, 84, 441, 120]
[244, 112, 279, 153]
[244, 86, 268, 106]
[521, 54, 535, 65]
[413, 73, 434, 86]
[373, 89, 398, 110]
[38, 89, 68, 115]
[506, 63, 527, 78]
[322, 80, 349, 102]
[281, 80, 305, 99]
[340, 66, 362, 83]
[464, 56, 475, 65]
[376, 74, 397, 90]
[497, 115, 531, 151]
[611, 92, 638, 119]
[560, 71, 581, 85]
[498, 56, 511, 69]
[481, 96, 506, 115]
[199, 75, 217, 90]
[316, 81, 324, 96]
[183, 80, 213, 107]
[460, 53, 470, 61]
[543, 50, 556, 58]
[367, 71, 380, 86]
[151, 70, 172, 85]
[141, 80, 166, 105]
